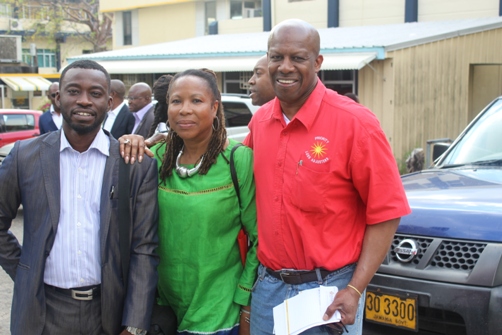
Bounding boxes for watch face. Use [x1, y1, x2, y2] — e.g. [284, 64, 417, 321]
[126, 327, 147, 335]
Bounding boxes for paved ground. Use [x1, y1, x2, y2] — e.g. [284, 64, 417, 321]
[0, 208, 23, 335]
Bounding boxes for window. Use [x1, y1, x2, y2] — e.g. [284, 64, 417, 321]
[222, 102, 253, 127]
[223, 72, 252, 94]
[22, 48, 55, 67]
[319, 70, 357, 95]
[37, 49, 56, 68]
[205, 1, 216, 34]
[22, 49, 32, 65]
[18, 4, 50, 20]
[230, 0, 262, 19]
[0, 114, 35, 132]
[0, 3, 11, 17]
[123, 11, 132, 45]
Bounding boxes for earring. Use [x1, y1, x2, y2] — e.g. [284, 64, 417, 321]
[212, 117, 220, 131]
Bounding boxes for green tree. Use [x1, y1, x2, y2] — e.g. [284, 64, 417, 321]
[8, 0, 112, 53]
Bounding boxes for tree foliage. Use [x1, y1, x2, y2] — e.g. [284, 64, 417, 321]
[9, 0, 113, 52]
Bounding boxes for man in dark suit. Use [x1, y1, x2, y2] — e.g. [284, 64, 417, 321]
[103, 79, 135, 139]
[39, 82, 62, 134]
[0, 60, 159, 335]
[127, 82, 155, 138]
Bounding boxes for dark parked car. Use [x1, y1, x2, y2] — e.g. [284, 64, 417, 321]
[0, 109, 42, 148]
[364, 96, 502, 335]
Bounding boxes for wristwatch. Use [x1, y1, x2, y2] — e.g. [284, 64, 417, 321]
[126, 326, 147, 335]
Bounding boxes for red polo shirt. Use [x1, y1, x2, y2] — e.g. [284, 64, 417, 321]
[244, 79, 410, 271]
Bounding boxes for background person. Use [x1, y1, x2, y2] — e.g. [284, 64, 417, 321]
[127, 82, 155, 138]
[119, 68, 258, 335]
[147, 74, 173, 138]
[405, 147, 425, 173]
[244, 19, 411, 335]
[39, 82, 62, 134]
[0, 60, 159, 335]
[103, 79, 135, 139]
[248, 55, 275, 106]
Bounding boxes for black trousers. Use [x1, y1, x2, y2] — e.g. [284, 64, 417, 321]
[42, 284, 103, 335]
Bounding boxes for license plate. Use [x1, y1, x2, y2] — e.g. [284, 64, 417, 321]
[365, 289, 418, 331]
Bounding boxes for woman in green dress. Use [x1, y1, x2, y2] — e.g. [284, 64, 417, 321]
[121, 69, 258, 335]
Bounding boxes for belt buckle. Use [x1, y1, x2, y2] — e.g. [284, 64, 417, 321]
[279, 271, 292, 282]
[71, 288, 93, 301]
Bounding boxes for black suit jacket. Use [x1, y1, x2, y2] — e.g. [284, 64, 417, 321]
[0, 130, 159, 335]
[109, 104, 135, 139]
[39, 110, 58, 135]
[133, 105, 155, 138]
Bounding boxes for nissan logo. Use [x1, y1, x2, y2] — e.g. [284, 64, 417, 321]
[395, 239, 418, 263]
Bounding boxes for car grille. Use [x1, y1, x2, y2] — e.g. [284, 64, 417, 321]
[391, 236, 433, 265]
[430, 240, 485, 271]
[390, 234, 486, 272]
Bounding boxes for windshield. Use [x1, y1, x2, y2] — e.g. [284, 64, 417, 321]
[441, 99, 502, 166]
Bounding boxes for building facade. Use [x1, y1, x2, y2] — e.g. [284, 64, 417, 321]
[0, 1, 107, 109]
[87, 0, 502, 165]
[100, 0, 502, 47]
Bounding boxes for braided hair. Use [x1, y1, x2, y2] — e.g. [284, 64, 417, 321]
[147, 74, 173, 138]
[158, 68, 227, 182]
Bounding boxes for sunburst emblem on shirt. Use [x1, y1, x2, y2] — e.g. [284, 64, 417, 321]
[310, 142, 327, 159]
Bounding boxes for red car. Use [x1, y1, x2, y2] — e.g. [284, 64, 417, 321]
[0, 109, 42, 148]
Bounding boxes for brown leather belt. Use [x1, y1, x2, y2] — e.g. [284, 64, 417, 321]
[45, 284, 101, 301]
[266, 268, 332, 285]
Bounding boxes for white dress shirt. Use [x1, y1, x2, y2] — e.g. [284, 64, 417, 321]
[132, 102, 153, 134]
[44, 130, 109, 288]
[103, 101, 126, 132]
[50, 104, 63, 129]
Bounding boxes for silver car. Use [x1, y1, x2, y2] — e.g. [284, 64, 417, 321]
[221, 94, 260, 142]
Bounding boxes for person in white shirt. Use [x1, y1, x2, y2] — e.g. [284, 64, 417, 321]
[0, 59, 159, 335]
[127, 83, 155, 138]
[39, 82, 62, 134]
[103, 79, 135, 139]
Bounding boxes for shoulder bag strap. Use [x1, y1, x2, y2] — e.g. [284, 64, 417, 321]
[230, 143, 243, 207]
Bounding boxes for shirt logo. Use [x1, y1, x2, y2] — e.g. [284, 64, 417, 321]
[305, 136, 330, 164]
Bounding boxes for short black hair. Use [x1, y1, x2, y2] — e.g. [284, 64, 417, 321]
[60, 59, 111, 93]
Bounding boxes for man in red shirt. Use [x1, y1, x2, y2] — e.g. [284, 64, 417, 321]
[243, 19, 411, 334]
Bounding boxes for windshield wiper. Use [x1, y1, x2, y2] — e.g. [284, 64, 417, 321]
[470, 159, 502, 166]
[440, 159, 502, 168]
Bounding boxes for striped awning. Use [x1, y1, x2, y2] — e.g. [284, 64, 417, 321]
[0, 76, 53, 91]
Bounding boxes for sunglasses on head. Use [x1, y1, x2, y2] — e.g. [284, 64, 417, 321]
[50, 93, 57, 98]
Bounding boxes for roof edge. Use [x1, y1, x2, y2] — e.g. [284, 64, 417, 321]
[385, 20, 502, 52]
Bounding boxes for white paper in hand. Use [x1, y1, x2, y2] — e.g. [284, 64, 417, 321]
[273, 285, 341, 335]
